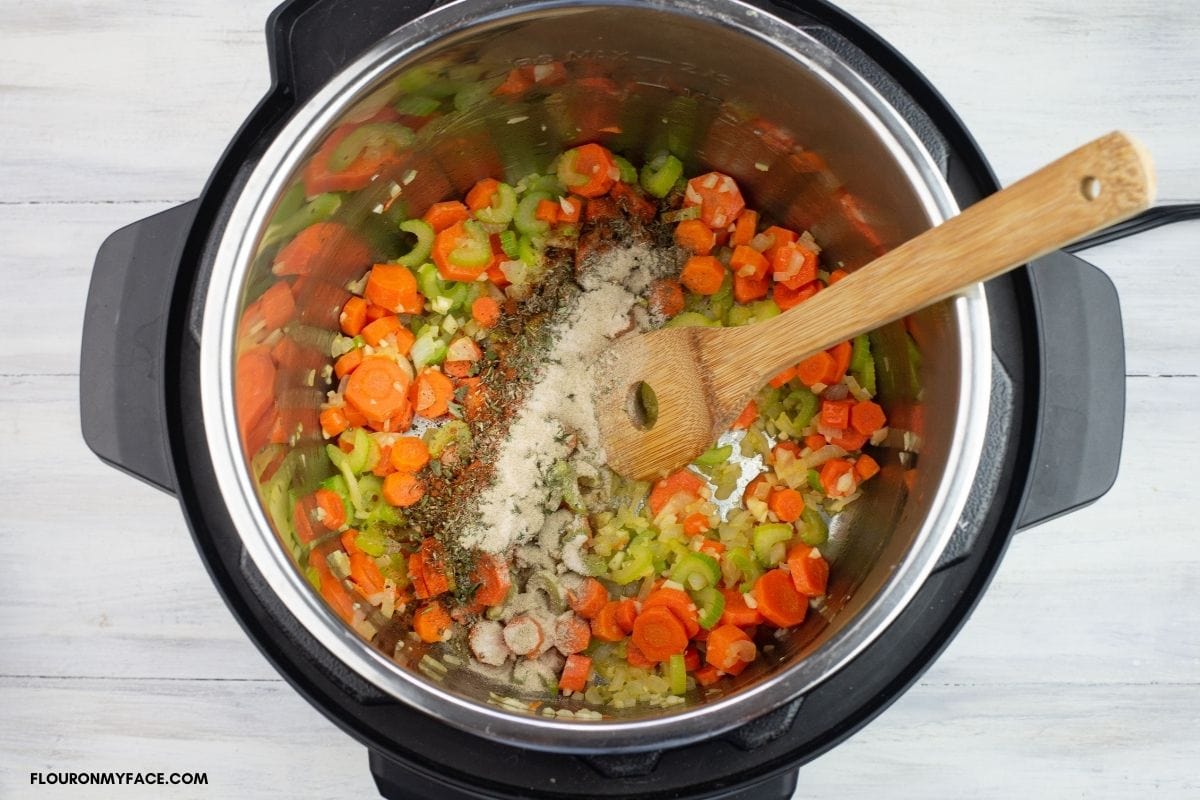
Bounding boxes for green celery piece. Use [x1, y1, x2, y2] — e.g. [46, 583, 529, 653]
[498, 229, 520, 259]
[690, 585, 726, 630]
[668, 653, 688, 695]
[474, 182, 518, 225]
[354, 528, 388, 557]
[669, 551, 720, 590]
[640, 153, 684, 198]
[396, 219, 434, 268]
[611, 541, 656, 585]
[790, 387, 820, 428]
[329, 124, 414, 171]
[394, 94, 441, 117]
[448, 220, 492, 268]
[269, 182, 306, 226]
[709, 274, 734, 322]
[726, 304, 756, 327]
[665, 311, 721, 328]
[800, 507, 829, 546]
[694, 444, 733, 467]
[613, 155, 639, 184]
[262, 193, 342, 250]
[753, 523, 794, 566]
[807, 469, 824, 494]
[514, 191, 553, 236]
[726, 547, 762, 594]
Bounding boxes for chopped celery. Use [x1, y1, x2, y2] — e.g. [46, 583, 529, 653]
[549, 460, 586, 514]
[424, 420, 471, 459]
[709, 274, 734, 322]
[448, 220, 492, 268]
[326, 444, 366, 518]
[262, 193, 342, 250]
[396, 219, 434, 268]
[519, 173, 565, 197]
[346, 427, 376, 474]
[613, 155, 639, 184]
[753, 523, 794, 566]
[799, 507, 829, 546]
[691, 585, 726, 630]
[611, 540, 655, 584]
[726, 547, 763, 594]
[806, 469, 824, 494]
[319, 474, 355, 523]
[669, 551, 720, 590]
[453, 81, 494, 111]
[329, 124, 414, 171]
[474, 182, 518, 225]
[269, 182, 306, 226]
[498, 229, 520, 258]
[517, 234, 543, 272]
[354, 528, 389, 557]
[667, 653, 687, 695]
[726, 304, 756, 327]
[394, 94, 442, 117]
[694, 444, 733, 467]
[748, 298, 781, 321]
[640, 153, 684, 198]
[789, 387, 820, 429]
[665, 311, 721, 328]
[411, 328, 448, 369]
[304, 564, 321, 591]
[515, 191, 553, 236]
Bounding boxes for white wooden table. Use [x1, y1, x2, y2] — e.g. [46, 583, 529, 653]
[1, 1, 1197, 797]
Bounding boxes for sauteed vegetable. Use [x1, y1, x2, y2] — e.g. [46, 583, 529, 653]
[238, 136, 893, 713]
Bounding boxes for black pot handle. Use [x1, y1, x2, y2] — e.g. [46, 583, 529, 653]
[266, 0, 434, 104]
[1016, 250, 1125, 530]
[81, 201, 198, 495]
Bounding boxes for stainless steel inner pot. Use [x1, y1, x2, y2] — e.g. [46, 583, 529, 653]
[199, 0, 990, 751]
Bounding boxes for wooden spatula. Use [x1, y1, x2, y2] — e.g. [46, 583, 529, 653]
[595, 131, 1154, 480]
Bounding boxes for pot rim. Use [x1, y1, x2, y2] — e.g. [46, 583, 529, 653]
[198, 0, 990, 752]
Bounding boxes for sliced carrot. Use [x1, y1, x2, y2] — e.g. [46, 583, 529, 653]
[361, 315, 403, 347]
[614, 598, 639, 634]
[311, 553, 356, 622]
[423, 201, 470, 233]
[742, 474, 769, 509]
[674, 219, 716, 255]
[705, 624, 757, 672]
[389, 436, 430, 473]
[767, 487, 805, 523]
[648, 278, 686, 319]
[559, 654, 592, 693]
[804, 434, 827, 452]
[796, 352, 836, 387]
[625, 640, 656, 669]
[643, 588, 700, 638]
[830, 428, 869, 451]
[855, 453, 881, 481]
[535, 198, 560, 224]
[684, 172, 745, 229]
[470, 296, 501, 328]
[319, 407, 350, 438]
[730, 245, 768, 281]
[719, 589, 764, 627]
[465, 178, 501, 212]
[761, 226, 797, 263]
[828, 268, 849, 284]
[236, 348, 276, 445]
[680, 255, 726, 295]
[820, 399, 852, 429]
[293, 496, 319, 545]
[383, 472, 425, 507]
[590, 600, 627, 642]
[631, 605, 689, 662]
[334, 349, 363, 379]
[254, 281, 295, 329]
[431, 221, 491, 283]
[349, 550, 386, 596]
[819, 458, 855, 497]
[555, 615, 592, 655]
[411, 368, 455, 419]
[648, 469, 706, 517]
[731, 209, 758, 247]
[850, 400, 887, 435]
[698, 539, 725, 559]
[303, 122, 405, 197]
[825, 340, 853, 385]
[364, 264, 422, 314]
[684, 646, 702, 672]
[314, 488, 347, 530]
[787, 544, 829, 597]
[560, 143, 616, 198]
[568, 578, 609, 619]
[732, 399, 758, 430]
[339, 296, 368, 336]
[372, 442, 395, 476]
[415, 538, 450, 597]
[610, 181, 657, 224]
[471, 553, 511, 608]
[694, 664, 723, 686]
[752, 569, 808, 627]
[768, 366, 797, 389]
[273, 221, 372, 278]
[413, 602, 453, 643]
[493, 67, 534, 97]
[345, 356, 410, 422]
[364, 302, 392, 323]
[772, 242, 818, 289]
[774, 280, 820, 310]
[733, 274, 769, 304]
[683, 513, 710, 535]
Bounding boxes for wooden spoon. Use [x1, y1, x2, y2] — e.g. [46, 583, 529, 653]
[595, 131, 1154, 480]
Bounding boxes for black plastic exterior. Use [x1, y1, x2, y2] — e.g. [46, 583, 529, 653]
[80, 0, 1146, 797]
[81, 201, 198, 495]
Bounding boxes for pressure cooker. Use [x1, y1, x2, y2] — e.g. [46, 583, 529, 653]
[81, 0, 1154, 796]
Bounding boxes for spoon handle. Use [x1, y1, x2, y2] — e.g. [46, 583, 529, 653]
[726, 131, 1155, 382]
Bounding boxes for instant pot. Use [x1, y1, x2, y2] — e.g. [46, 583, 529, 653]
[80, 0, 1166, 797]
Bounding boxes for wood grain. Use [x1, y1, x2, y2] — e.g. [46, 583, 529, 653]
[1, 0, 1198, 798]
